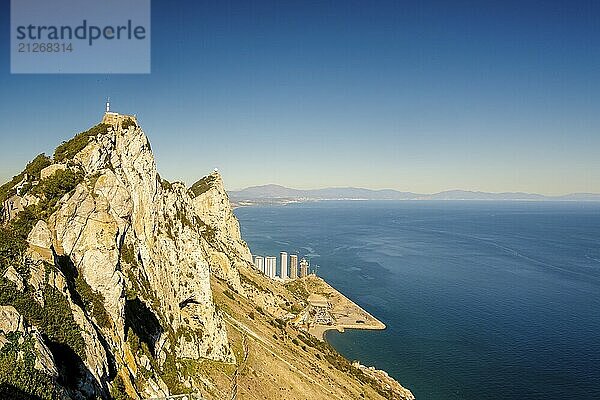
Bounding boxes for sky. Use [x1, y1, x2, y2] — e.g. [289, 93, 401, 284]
[0, 0, 599, 195]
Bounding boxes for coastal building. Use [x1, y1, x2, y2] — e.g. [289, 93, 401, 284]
[299, 258, 309, 278]
[280, 251, 288, 279]
[265, 256, 277, 279]
[289, 254, 298, 279]
[101, 98, 138, 126]
[253, 256, 264, 274]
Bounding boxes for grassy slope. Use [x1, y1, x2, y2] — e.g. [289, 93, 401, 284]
[193, 266, 389, 400]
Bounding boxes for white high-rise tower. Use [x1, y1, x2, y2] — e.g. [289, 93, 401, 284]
[280, 251, 288, 279]
[265, 256, 277, 279]
[253, 256, 264, 274]
[290, 255, 298, 279]
[299, 258, 309, 278]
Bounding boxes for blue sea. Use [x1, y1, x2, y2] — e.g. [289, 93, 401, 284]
[234, 201, 600, 400]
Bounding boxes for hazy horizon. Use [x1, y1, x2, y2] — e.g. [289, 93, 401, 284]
[227, 182, 600, 197]
[0, 131, 598, 197]
[1, 1, 599, 195]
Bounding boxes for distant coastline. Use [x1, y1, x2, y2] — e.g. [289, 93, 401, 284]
[230, 197, 600, 209]
[229, 184, 600, 204]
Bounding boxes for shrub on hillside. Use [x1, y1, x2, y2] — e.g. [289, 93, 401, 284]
[189, 174, 217, 197]
[121, 118, 136, 130]
[0, 153, 51, 205]
[54, 123, 109, 162]
[31, 169, 83, 211]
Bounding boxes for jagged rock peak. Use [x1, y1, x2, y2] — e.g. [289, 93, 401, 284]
[1, 119, 249, 398]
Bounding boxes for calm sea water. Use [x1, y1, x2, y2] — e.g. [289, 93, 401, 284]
[234, 201, 600, 400]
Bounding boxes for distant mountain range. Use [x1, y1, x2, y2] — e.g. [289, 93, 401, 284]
[228, 184, 600, 202]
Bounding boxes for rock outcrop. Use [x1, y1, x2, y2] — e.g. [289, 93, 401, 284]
[1, 121, 235, 399]
[0, 116, 414, 400]
[56, 122, 235, 395]
[191, 172, 252, 294]
[40, 164, 67, 180]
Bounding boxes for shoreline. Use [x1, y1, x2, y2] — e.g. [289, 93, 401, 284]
[294, 277, 415, 399]
[302, 275, 415, 400]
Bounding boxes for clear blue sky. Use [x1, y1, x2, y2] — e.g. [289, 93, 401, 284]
[1, 0, 599, 194]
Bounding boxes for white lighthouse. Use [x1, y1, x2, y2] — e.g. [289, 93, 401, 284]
[105, 97, 110, 113]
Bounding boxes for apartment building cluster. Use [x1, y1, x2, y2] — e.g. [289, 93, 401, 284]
[253, 251, 310, 280]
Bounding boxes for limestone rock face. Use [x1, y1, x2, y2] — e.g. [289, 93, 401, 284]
[2, 266, 24, 291]
[27, 220, 52, 249]
[30, 121, 236, 397]
[191, 172, 252, 262]
[191, 172, 253, 293]
[52, 181, 125, 340]
[0, 120, 247, 399]
[352, 362, 415, 400]
[20, 192, 40, 209]
[27, 220, 54, 263]
[0, 305, 25, 333]
[21, 254, 112, 397]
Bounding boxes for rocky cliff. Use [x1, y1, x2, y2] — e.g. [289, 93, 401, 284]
[0, 117, 414, 399]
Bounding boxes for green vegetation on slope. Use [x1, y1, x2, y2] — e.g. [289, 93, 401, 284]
[284, 279, 309, 300]
[0, 205, 46, 278]
[0, 153, 52, 206]
[189, 174, 217, 197]
[157, 174, 172, 191]
[1, 168, 83, 278]
[53, 123, 109, 162]
[121, 118, 137, 130]
[31, 169, 83, 212]
[0, 224, 28, 277]
[0, 332, 62, 400]
[120, 243, 138, 267]
[109, 374, 132, 400]
[0, 158, 90, 397]
[294, 331, 400, 399]
[0, 277, 87, 361]
[75, 276, 111, 329]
